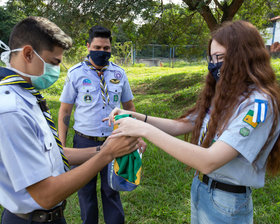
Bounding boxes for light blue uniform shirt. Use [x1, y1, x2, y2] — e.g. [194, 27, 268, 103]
[198, 90, 280, 188]
[0, 85, 65, 213]
[60, 61, 134, 137]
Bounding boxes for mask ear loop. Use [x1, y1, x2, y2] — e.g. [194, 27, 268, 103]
[0, 40, 10, 51]
[0, 40, 11, 66]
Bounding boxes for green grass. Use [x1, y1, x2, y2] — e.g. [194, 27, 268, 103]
[1, 59, 280, 223]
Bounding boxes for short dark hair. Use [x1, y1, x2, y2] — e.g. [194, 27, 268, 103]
[9, 16, 72, 53]
[88, 25, 112, 44]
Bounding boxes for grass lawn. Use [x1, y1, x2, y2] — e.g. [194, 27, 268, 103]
[1, 59, 280, 223]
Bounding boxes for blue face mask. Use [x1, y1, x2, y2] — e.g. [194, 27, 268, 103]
[89, 51, 111, 66]
[208, 62, 223, 81]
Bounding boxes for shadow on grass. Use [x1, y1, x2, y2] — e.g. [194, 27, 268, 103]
[132, 72, 204, 95]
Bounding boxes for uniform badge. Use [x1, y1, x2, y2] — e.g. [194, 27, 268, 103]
[84, 94, 92, 103]
[110, 79, 120, 84]
[114, 71, 122, 79]
[83, 79, 92, 86]
[243, 110, 258, 128]
[239, 127, 250, 137]
[253, 99, 268, 123]
[114, 95, 119, 102]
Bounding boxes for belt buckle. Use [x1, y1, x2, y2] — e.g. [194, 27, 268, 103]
[47, 211, 54, 222]
[97, 137, 106, 141]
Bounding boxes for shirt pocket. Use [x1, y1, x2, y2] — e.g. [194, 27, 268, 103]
[44, 135, 55, 171]
[78, 85, 99, 107]
[108, 85, 122, 106]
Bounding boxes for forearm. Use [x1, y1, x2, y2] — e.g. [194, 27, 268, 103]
[27, 136, 138, 209]
[126, 111, 193, 136]
[58, 103, 73, 146]
[27, 150, 112, 209]
[64, 147, 99, 165]
[58, 121, 68, 147]
[142, 124, 235, 174]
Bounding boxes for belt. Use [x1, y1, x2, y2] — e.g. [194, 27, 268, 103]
[75, 130, 108, 142]
[198, 173, 247, 193]
[14, 200, 66, 223]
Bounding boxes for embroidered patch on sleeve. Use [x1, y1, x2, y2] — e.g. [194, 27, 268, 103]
[243, 110, 258, 128]
[239, 127, 250, 137]
[253, 99, 268, 123]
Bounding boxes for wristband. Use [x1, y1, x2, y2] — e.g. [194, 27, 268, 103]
[144, 114, 148, 122]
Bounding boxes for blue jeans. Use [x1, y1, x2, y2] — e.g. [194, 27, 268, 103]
[1, 209, 67, 224]
[191, 175, 253, 224]
[73, 134, 124, 224]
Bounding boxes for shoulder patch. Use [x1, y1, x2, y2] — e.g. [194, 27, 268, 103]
[243, 110, 259, 128]
[0, 86, 17, 114]
[68, 62, 82, 73]
[239, 127, 250, 137]
[252, 99, 268, 123]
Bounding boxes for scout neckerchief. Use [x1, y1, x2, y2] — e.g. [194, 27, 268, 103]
[85, 59, 110, 106]
[0, 67, 70, 171]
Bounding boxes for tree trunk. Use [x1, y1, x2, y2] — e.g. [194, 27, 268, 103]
[183, 0, 245, 32]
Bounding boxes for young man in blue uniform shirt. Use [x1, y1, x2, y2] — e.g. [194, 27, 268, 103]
[0, 17, 138, 224]
[58, 26, 140, 224]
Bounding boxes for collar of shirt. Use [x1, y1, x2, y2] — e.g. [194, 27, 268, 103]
[10, 84, 37, 106]
[82, 60, 114, 74]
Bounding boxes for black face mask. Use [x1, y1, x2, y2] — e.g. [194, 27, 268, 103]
[208, 62, 223, 81]
[89, 51, 111, 66]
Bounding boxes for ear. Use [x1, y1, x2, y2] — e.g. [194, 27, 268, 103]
[22, 45, 34, 63]
[86, 42, 90, 51]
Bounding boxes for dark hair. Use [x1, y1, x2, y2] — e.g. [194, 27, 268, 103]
[88, 25, 112, 44]
[9, 16, 72, 53]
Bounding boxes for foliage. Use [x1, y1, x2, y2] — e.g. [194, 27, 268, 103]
[0, 5, 25, 45]
[236, 0, 280, 30]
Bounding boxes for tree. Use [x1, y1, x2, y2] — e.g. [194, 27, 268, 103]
[182, 0, 244, 31]
[0, 5, 25, 46]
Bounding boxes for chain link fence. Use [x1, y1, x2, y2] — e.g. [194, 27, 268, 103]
[112, 42, 207, 67]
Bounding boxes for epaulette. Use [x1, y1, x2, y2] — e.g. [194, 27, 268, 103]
[0, 86, 17, 114]
[68, 62, 83, 73]
[110, 62, 124, 72]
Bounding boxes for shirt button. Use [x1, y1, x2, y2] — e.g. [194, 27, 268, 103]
[5, 90, 10, 94]
[102, 133, 104, 135]
[103, 107, 105, 109]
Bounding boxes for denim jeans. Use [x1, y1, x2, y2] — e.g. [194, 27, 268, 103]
[191, 175, 253, 224]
